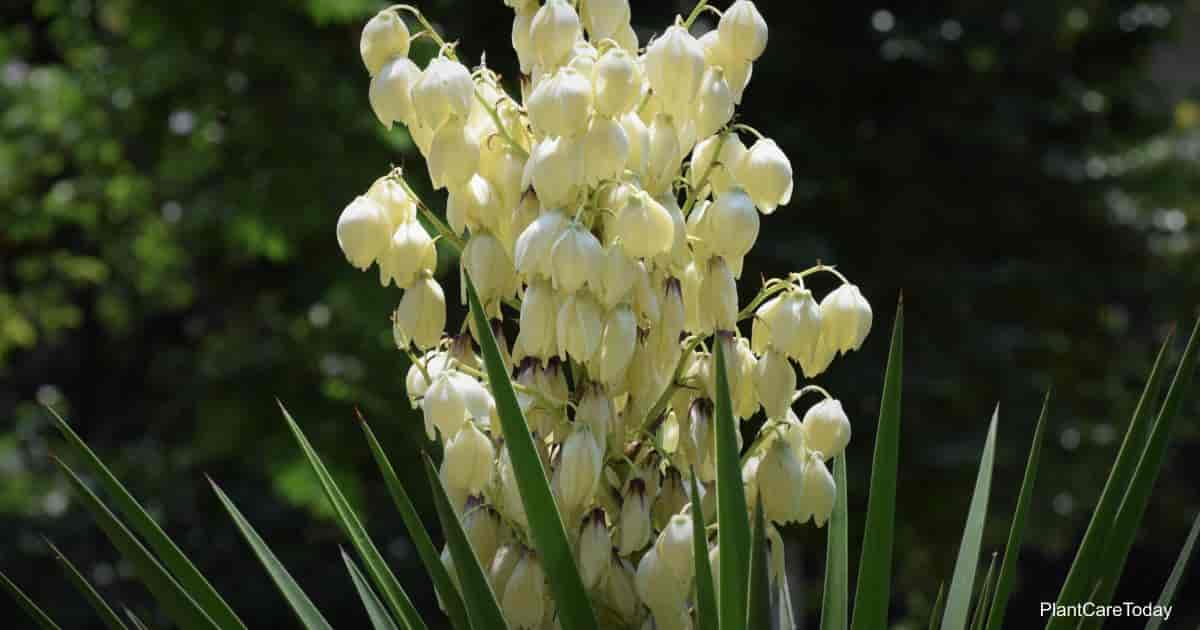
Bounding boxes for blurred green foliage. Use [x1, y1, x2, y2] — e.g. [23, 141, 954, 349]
[2, 0, 1198, 627]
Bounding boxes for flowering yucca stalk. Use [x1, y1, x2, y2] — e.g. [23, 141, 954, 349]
[7, 3, 1199, 630]
[341, 0, 874, 627]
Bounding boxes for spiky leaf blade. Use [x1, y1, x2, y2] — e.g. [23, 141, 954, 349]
[1145, 512, 1200, 630]
[714, 336, 751, 630]
[342, 548, 400, 630]
[1, 570, 62, 630]
[746, 496, 772, 630]
[46, 540, 129, 630]
[690, 469, 718, 630]
[940, 408, 999, 630]
[821, 454, 850, 630]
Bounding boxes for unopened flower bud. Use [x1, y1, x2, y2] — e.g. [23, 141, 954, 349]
[700, 257, 738, 332]
[530, 0, 581, 68]
[757, 439, 806, 524]
[582, 115, 631, 185]
[527, 67, 593, 137]
[444, 421, 495, 494]
[802, 397, 851, 461]
[615, 190, 674, 259]
[800, 451, 836, 527]
[556, 291, 604, 363]
[463, 231, 516, 306]
[516, 278, 559, 360]
[755, 347, 795, 420]
[695, 67, 735, 139]
[592, 47, 640, 117]
[707, 187, 759, 263]
[617, 477, 652, 554]
[337, 196, 390, 270]
[360, 10, 411, 76]
[738, 137, 793, 214]
[428, 118, 480, 190]
[394, 276, 446, 351]
[551, 222, 604, 293]
[644, 24, 706, 114]
[821, 283, 873, 354]
[595, 304, 638, 389]
[556, 424, 604, 513]
[718, 1, 769, 61]
[370, 56, 421, 129]
[411, 56, 474, 130]
[503, 552, 547, 629]
[577, 508, 612, 589]
[380, 220, 437, 289]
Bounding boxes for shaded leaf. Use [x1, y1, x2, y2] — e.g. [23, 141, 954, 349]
[1145, 511, 1200, 630]
[1, 570, 62, 630]
[821, 454, 850, 630]
[46, 539, 129, 630]
[941, 408, 999, 630]
[342, 548, 400, 630]
[746, 495, 771, 630]
[690, 468, 718, 630]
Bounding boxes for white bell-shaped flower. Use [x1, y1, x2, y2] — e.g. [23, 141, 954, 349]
[393, 276, 446, 351]
[550, 222, 604, 293]
[411, 56, 474, 130]
[598, 244, 639, 308]
[581, 0, 630, 40]
[718, 0, 769, 62]
[444, 421, 495, 494]
[360, 10, 410, 76]
[527, 67, 593, 137]
[582, 115, 630, 185]
[595, 304, 638, 389]
[655, 513, 694, 583]
[706, 187, 759, 262]
[462, 231, 516, 306]
[530, 0, 581, 68]
[619, 111, 650, 176]
[514, 210, 568, 280]
[577, 509, 611, 589]
[820, 283, 873, 354]
[762, 288, 822, 374]
[644, 113, 682, 195]
[405, 350, 451, 404]
[380, 220, 437, 289]
[617, 477, 652, 554]
[502, 552, 546, 629]
[614, 190, 674, 259]
[699, 257, 738, 332]
[636, 547, 688, 620]
[369, 56, 421, 129]
[592, 47, 640, 117]
[756, 439, 806, 524]
[556, 424, 604, 513]
[498, 447, 529, 528]
[556, 291, 604, 363]
[737, 137, 793, 214]
[336, 196, 390, 270]
[422, 371, 486, 441]
[654, 193, 690, 273]
[523, 135, 584, 209]
[695, 67, 735, 139]
[366, 175, 417, 229]
[463, 504, 501, 569]
[480, 146, 526, 218]
[489, 543, 520, 597]
[802, 397, 851, 461]
[428, 118, 480, 190]
[799, 451, 836, 527]
[699, 30, 754, 104]
[754, 347, 795, 420]
[516, 278, 559, 360]
[446, 174, 496, 235]
[632, 261, 661, 326]
[691, 132, 748, 195]
[605, 557, 640, 625]
[656, 277, 686, 356]
[644, 24, 706, 114]
[568, 39, 599, 77]
[512, 4, 538, 75]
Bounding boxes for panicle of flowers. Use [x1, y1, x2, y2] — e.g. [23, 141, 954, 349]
[337, 1, 873, 627]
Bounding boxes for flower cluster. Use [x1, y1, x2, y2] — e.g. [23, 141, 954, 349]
[337, 1, 873, 628]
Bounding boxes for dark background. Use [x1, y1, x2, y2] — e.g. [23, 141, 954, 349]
[3, 0, 1199, 627]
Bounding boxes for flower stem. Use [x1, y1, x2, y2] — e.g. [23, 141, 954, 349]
[683, 0, 710, 29]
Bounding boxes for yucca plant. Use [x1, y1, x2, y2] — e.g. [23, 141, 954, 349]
[5, 1, 1199, 629]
